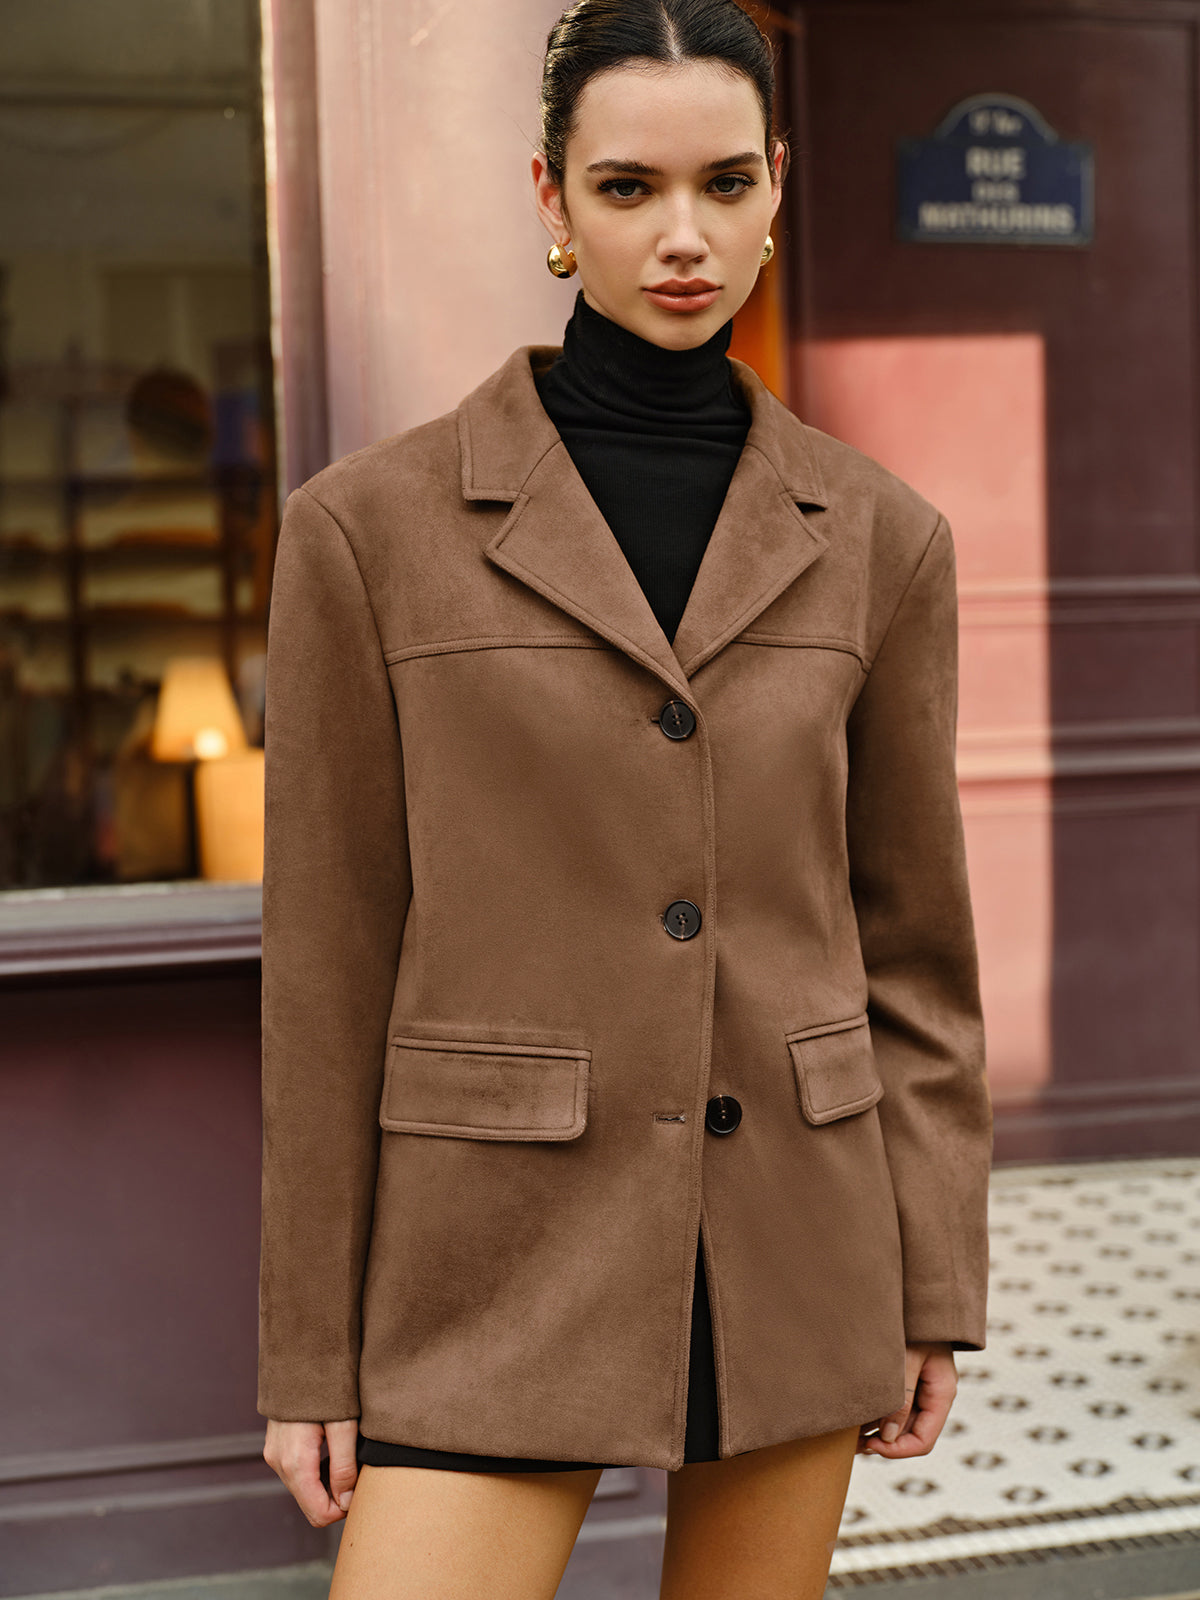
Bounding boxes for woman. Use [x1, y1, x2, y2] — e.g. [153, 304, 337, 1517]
[258, 2, 994, 1595]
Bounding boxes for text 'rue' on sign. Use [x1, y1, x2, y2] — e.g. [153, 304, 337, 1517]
[896, 93, 1094, 247]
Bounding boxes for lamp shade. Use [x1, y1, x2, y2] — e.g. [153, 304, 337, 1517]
[151, 656, 248, 762]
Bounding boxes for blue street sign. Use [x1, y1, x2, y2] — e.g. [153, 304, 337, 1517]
[897, 93, 1094, 246]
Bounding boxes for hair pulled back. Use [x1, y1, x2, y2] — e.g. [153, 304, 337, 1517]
[539, 0, 785, 188]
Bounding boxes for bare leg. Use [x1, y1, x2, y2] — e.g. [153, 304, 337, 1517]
[658, 1424, 859, 1600]
[328, 1463, 603, 1600]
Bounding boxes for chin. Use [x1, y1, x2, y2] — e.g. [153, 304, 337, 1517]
[585, 287, 725, 348]
[634, 300, 725, 345]
[652, 325, 717, 351]
[646, 312, 724, 349]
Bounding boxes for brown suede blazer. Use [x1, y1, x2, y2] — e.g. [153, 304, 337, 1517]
[256, 342, 993, 1471]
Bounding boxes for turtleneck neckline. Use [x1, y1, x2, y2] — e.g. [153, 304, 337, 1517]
[550, 287, 746, 423]
[531, 286, 752, 645]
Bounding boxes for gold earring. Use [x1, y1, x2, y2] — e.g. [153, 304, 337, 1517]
[547, 241, 578, 278]
[760, 235, 775, 266]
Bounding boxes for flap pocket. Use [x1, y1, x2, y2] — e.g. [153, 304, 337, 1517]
[380, 1035, 590, 1141]
[785, 1012, 883, 1125]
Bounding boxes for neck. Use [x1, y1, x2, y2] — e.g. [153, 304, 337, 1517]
[557, 288, 741, 419]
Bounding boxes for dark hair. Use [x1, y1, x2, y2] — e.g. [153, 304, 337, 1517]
[540, 0, 786, 189]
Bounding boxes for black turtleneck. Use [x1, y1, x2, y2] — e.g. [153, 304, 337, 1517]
[534, 288, 751, 645]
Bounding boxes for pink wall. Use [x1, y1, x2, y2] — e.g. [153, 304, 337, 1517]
[800, 335, 1050, 1095]
[310, 0, 579, 456]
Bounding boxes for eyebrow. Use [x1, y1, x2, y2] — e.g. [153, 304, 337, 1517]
[584, 150, 766, 176]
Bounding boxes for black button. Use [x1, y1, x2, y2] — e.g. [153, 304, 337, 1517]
[705, 1095, 742, 1135]
[658, 700, 696, 740]
[662, 899, 702, 939]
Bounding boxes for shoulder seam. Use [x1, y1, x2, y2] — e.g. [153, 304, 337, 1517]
[293, 485, 390, 671]
[862, 509, 948, 675]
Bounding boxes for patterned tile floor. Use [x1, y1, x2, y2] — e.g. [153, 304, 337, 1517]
[827, 1155, 1200, 1587]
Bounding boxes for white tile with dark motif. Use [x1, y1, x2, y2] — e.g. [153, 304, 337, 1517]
[829, 1156, 1200, 1581]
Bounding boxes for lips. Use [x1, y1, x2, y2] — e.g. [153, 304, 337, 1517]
[642, 280, 722, 314]
[646, 279, 720, 296]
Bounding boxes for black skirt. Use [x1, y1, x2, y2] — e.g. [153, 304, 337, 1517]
[357, 1230, 720, 1471]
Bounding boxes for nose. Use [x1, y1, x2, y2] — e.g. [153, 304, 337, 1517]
[656, 195, 708, 266]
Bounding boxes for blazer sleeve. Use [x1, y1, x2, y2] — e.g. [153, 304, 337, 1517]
[257, 485, 412, 1422]
[844, 511, 993, 1352]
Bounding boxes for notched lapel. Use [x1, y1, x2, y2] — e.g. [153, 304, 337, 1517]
[463, 345, 832, 694]
[485, 443, 691, 698]
[669, 443, 829, 679]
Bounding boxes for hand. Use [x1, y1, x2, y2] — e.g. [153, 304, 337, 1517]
[263, 1418, 360, 1526]
[856, 1342, 957, 1457]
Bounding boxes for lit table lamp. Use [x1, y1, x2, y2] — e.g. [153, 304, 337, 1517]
[151, 656, 264, 881]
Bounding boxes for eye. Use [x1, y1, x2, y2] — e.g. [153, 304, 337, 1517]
[710, 173, 756, 196]
[597, 177, 647, 199]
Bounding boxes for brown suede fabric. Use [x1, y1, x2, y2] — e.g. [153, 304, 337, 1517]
[257, 343, 994, 1470]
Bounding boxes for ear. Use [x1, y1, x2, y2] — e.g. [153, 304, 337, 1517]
[768, 139, 786, 219]
[531, 151, 569, 242]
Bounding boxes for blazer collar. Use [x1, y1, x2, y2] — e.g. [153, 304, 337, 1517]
[458, 343, 830, 698]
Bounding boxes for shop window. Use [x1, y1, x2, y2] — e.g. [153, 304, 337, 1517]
[0, 0, 276, 890]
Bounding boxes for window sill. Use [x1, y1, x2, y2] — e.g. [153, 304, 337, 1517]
[0, 881, 262, 980]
